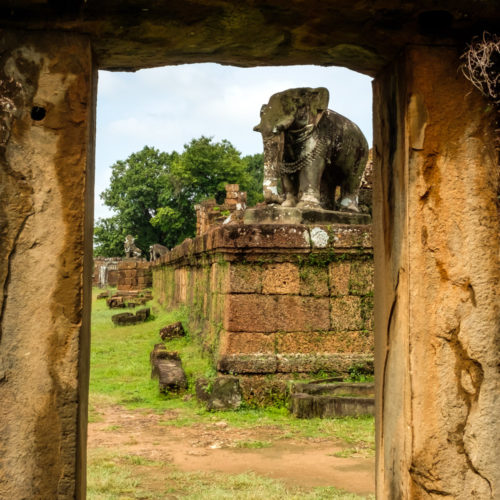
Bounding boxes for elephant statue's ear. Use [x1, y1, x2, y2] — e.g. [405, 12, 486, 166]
[310, 87, 329, 114]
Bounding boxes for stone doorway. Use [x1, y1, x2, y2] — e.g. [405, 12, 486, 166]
[0, 4, 498, 498]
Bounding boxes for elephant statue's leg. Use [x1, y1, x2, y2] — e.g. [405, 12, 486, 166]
[296, 156, 324, 208]
[338, 147, 368, 212]
[281, 173, 299, 207]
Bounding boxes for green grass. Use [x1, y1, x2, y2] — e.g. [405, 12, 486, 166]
[87, 448, 374, 500]
[90, 287, 374, 448]
[90, 288, 213, 411]
[89, 288, 375, 498]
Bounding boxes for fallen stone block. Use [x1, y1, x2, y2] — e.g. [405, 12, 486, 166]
[150, 344, 187, 393]
[159, 321, 186, 341]
[135, 308, 150, 321]
[195, 376, 242, 411]
[111, 312, 136, 325]
[195, 377, 211, 404]
[111, 307, 151, 326]
[106, 296, 126, 308]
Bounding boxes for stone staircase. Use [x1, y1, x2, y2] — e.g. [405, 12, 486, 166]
[289, 379, 374, 418]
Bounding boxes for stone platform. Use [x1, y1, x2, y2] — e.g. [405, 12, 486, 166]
[152, 221, 374, 405]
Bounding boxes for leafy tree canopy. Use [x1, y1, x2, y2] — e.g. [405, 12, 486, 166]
[94, 138, 263, 257]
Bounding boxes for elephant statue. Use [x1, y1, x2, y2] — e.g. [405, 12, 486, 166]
[124, 234, 142, 258]
[253, 87, 368, 212]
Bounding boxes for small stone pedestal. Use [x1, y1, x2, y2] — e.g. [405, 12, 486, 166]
[244, 205, 370, 226]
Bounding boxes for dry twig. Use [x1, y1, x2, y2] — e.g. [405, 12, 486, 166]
[461, 32, 500, 107]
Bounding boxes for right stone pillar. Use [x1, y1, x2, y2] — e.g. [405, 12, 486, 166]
[373, 46, 499, 498]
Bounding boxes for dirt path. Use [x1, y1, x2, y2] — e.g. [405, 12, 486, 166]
[88, 405, 375, 496]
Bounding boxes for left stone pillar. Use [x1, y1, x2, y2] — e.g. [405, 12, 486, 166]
[0, 31, 96, 499]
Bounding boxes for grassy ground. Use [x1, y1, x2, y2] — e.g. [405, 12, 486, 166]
[88, 287, 375, 499]
[88, 447, 371, 500]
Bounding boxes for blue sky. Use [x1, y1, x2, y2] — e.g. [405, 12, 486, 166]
[95, 64, 373, 219]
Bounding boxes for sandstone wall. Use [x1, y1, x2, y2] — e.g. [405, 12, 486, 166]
[153, 223, 374, 379]
[373, 46, 500, 499]
[0, 32, 95, 500]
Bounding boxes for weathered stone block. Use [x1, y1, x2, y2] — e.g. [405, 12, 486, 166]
[206, 376, 242, 410]
[217, 354, 278, 374]
[219, 331, 275, 355]
[135, 308, 150, 321]
[111, 307, 150, 325]
[299, 265, 329, 296]
[276, 353, 373, 374]
[262, 262, 300, 294]
[228, 264, 262, 293]
[330, 296, 363, 331]
[349, 260, 374, 296]
[150, 344, 187, 392]
[276, 330, 373, 354]
[290, 394, 374, 418]
[329, 261, 350, 296]
[224, 295, 330, 332]
[159, 321, 186, 341]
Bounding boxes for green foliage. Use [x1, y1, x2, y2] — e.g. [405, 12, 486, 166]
[94, 146, 176, 256]
[346, 364, 374, 383]
[94, 139, 264, 256]
[242, 152, 264, 206]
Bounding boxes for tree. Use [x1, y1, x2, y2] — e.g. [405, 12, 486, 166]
[94, 146, 176, 256]
[151, 137, 262, 248]
[94, 138, 264, 257]
[243, 153, 264, 206]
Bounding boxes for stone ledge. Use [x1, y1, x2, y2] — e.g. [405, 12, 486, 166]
[153, 222, 372, 267]
[217, 353, 373, 375]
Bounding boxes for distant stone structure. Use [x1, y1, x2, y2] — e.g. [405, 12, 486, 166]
[195, 184, 247, 236]
[117, 259, 152, 292]
[93, 257, 121, 288]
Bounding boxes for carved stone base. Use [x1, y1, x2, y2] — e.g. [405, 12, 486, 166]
[243, 205, 371, 225]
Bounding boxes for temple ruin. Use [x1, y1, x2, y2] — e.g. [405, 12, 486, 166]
[0, 2, 498, 499]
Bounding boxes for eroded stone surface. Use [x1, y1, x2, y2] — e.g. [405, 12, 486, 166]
[0, 31, 95, 500]
[373, 46, 500, 499]
[1, 2, 499, 75]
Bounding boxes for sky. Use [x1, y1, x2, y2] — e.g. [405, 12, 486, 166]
[95, 64, 373, 219]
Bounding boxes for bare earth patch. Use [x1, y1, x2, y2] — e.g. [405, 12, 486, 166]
[88, 403, 374, 498]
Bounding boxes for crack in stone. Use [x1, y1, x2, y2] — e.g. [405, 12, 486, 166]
[380, 268, 400, 449]
[0, 211, 33, 381]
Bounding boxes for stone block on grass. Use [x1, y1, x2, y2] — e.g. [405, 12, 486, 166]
[159, 321, 186, 341]
[195, 376, 242, 410]
[150, 344, 187, 393]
